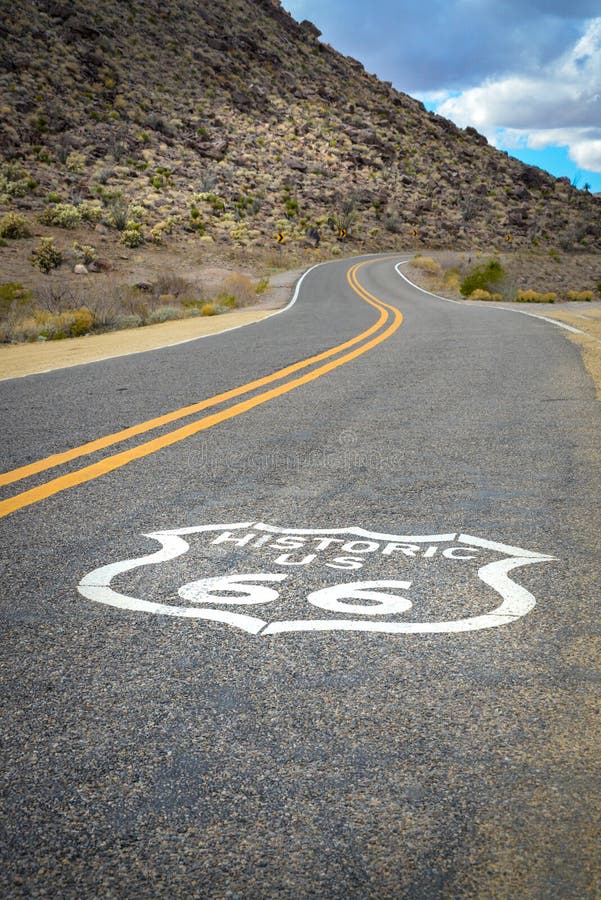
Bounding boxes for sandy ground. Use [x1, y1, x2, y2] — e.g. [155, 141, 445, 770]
[0, 268, 303, 382]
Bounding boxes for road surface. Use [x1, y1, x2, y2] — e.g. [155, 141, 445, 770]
[1, 254, 599, 897]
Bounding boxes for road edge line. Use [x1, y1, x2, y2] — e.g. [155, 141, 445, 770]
[395, 261, 600, 341]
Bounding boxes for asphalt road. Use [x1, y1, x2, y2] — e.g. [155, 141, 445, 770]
[1, 254, 599, 898]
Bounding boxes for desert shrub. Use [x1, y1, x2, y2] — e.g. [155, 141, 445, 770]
[566, 290, 593, 301]
[8, 316, 42, 342]
[0, 164, 35, 200]
[0, 212, 32, 239]
[217, 273, 256, 307]
[460, 259, 506, 297]
[40, 203, 82, 229]
[284, 197, 299, 219]
[115, 314, 143, 329]
[443, 269, 461, 293]
[154, 272, 193, 299]
[234, 196, 261, 219]
[79, 200, 103, 224]
[65, 151, 86, 173]
[73, 242, 98, 265]
[0, 283, 32, 317]
[515, 290, 557, 303]
[148, 218, 175, 244]
[147, 306, 181, 324]
[10, 307, 94, 342]
[196, 192, 225, 214]
[467, 289, 502, 301]
[31, 238, 62, 273]
[107, 197, 130, 230]
[384, 213, 403, 234]
[411, 256, 442, 276]
[35, 284, 79, 312]
[255, 277, 269, 295]
[181, 299, 205, 313]
[200, 302, 217, 316]
[189, 207, 206, 234]
[61, 307, 94, 336]
[121, 222, 144, 248]
[118, 288, 153, 322]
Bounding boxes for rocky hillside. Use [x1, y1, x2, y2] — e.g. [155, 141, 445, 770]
[1, 0, 600, 254]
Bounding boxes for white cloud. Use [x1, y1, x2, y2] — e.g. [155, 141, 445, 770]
[568, 137, 601, 171]
[435, 17, 601, 172]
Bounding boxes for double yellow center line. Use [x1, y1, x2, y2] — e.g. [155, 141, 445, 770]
[0, 261, 402, 519]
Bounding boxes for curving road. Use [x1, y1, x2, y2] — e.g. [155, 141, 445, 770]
[1, 255, 599, 897]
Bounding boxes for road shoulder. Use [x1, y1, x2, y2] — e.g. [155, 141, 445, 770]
[0, 268, 304, 381]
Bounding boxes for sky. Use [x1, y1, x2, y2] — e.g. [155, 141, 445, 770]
[284, 1, 601, 192]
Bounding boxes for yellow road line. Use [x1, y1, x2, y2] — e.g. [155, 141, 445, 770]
[0, 262, 402, 519]
[0, 264, 386, 489]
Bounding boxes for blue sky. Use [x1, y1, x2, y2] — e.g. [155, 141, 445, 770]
[284, 1, 601, 192]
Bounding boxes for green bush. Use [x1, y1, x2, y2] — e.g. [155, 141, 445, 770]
[0, 212, 32, 239]
[121, 222, 144, 247]
[79, 200, 104, 224]
[73, 242, 98, 265]
[0, 164, 35, 200]
[284, 197, 299, 219]
[31, 237, 62, 273]
[40, 203, 82, 229]
[460, 259, 506, 297]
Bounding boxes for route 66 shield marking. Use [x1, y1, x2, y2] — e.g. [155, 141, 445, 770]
[78, 522, 555, 635]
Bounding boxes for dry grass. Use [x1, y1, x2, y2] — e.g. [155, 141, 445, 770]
[0, 260, 287, 343]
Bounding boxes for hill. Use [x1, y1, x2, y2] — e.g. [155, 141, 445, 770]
[1, 0, 600, 260]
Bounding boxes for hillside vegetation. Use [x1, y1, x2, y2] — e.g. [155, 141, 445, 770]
[2, 0, 600, 252]
[0, 0, 600, 342]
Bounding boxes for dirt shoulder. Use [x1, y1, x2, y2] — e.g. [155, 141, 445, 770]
[0, 267, 304, 382]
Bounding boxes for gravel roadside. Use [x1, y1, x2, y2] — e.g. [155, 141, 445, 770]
[0, 268, 305, 382]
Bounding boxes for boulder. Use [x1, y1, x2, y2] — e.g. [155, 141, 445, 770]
[286, 157, 308, 173]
